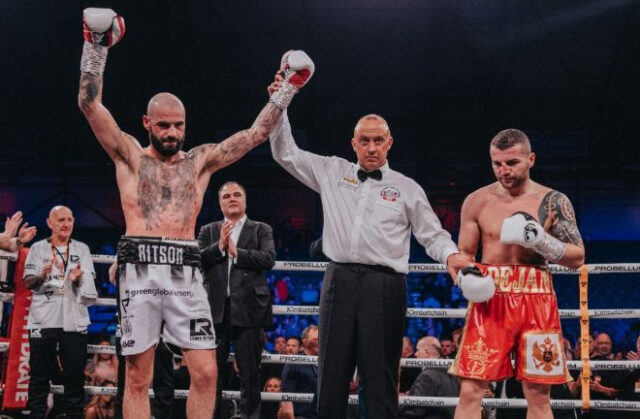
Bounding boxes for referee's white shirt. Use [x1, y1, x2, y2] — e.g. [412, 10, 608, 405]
[270, 111, 458, 274]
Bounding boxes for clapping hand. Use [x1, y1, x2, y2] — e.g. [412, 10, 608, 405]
[69, 264, 83, 283]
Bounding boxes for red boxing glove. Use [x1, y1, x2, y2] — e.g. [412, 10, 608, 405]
[270, 50, 315, 109]
[83, 8, 125, 48]
[279, 50, 315, 90]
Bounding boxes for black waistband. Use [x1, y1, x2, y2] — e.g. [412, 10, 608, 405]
[330, 261, 402, 276]
[117, 236, 201, 267]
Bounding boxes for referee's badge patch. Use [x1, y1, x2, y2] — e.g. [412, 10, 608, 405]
[338, 176, 359, 192]
[380, 186, 400, 202]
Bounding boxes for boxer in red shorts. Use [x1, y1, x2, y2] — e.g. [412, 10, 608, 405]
[450, 129, 585, 419]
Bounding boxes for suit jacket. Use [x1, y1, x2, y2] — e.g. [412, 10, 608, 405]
[198, 218, 276, 327]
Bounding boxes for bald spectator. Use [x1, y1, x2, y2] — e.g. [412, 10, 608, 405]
[23, 205, 98, 419]
[398, 336, 459, 419]
[594, 333, 614, 360]
[576, 332, 622, 419]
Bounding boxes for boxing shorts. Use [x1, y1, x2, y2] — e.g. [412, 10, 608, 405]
[116, 236, 215, 356]
[449, 264, 571, 384]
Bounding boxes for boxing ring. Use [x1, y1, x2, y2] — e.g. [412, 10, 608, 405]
[1, 251, 640, 412]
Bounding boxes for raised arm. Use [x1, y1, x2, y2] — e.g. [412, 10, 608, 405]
[190, 103, 283, 174]
[77, 8, 139, 164]
[192, 50, 315, 175]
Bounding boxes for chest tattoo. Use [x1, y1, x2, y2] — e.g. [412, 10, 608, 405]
[137, 156, 198, 230]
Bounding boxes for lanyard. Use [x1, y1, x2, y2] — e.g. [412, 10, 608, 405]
[51, 242, 70, 275]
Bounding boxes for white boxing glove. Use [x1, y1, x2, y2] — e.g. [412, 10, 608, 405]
[500, 212, 566, 262]
[80, 8, 125, 76]
[270, 50, 315, 109]
[457, 265, 495, 303]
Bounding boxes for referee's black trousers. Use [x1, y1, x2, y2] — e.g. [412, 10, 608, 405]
[317, 262, 406, 419]
[27, 328, 87, 419]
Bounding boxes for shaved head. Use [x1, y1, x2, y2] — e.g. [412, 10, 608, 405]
[49, 205, 72, 218]
[47, 205, 74, 243]
[354, 114, 391, 137]
[143, 92, 186, 157]
[147, 92, 185, 116]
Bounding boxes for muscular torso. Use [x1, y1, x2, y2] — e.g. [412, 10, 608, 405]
[464, 181, 581, 265]
[475, 184, 548, 265]
[116, 147, 211, 239]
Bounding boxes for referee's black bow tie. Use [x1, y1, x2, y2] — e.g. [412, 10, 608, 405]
[357, 169, 382, 182]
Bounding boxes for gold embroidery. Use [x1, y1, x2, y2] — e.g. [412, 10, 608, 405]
[523, 268, 539, 293]
[498, 266, 514, 292]
[464, 339, 499, 377]
[342, 177, 358, 185]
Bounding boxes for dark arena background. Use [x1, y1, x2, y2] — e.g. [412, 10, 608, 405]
[1, 0, 640, 417]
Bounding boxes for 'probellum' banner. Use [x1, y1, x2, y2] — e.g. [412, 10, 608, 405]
[3, 248, 32, 409]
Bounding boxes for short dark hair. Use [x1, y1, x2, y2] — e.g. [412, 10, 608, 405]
[218, 181, 246, 196]
[490, 129, 531, 152]
[286, 336, 302, 345]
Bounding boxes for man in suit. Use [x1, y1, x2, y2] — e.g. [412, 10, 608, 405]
[198, 181, 276, 419]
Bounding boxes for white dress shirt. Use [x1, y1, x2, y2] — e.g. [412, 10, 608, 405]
[224, 214, 246, 295]
[270, 111, 458, 274]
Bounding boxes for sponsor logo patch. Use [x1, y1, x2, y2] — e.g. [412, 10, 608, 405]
[121, 339, 135, 348]
[122, 319, 133, 337]
[524, 223, 539, 243]
[189, 318, 214, 341]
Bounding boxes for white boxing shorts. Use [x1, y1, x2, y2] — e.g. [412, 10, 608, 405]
[116, 236, 216, 356]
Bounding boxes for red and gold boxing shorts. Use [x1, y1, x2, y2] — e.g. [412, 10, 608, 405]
[448, 264, 572, 384]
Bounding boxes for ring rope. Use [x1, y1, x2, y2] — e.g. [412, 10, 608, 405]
[2, 251, 640, 274]
[0, 296, 638, 319]
[0, 342, 636, 371]
[0, 387, 637, 410]
[1, 252, 639, 411]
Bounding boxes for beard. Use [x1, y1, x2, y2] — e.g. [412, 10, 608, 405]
[149, 132, 184, 156]
[498, 174, 525, 189]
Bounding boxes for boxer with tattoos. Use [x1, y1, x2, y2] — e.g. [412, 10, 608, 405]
[450, 129, 585, 419]
[77, 8, 313, 419]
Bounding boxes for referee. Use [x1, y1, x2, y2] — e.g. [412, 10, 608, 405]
[268, 79, 470, 419]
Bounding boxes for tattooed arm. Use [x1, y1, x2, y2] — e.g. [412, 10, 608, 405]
[77, 72, 139, 164]
[538, 190, 585, 268]
[190, 103, 283, 174]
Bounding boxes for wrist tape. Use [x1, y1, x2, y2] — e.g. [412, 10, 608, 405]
[80, 41, 108, 76]
[533, 233, 566, 262]
[269, 82, 298, 110]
